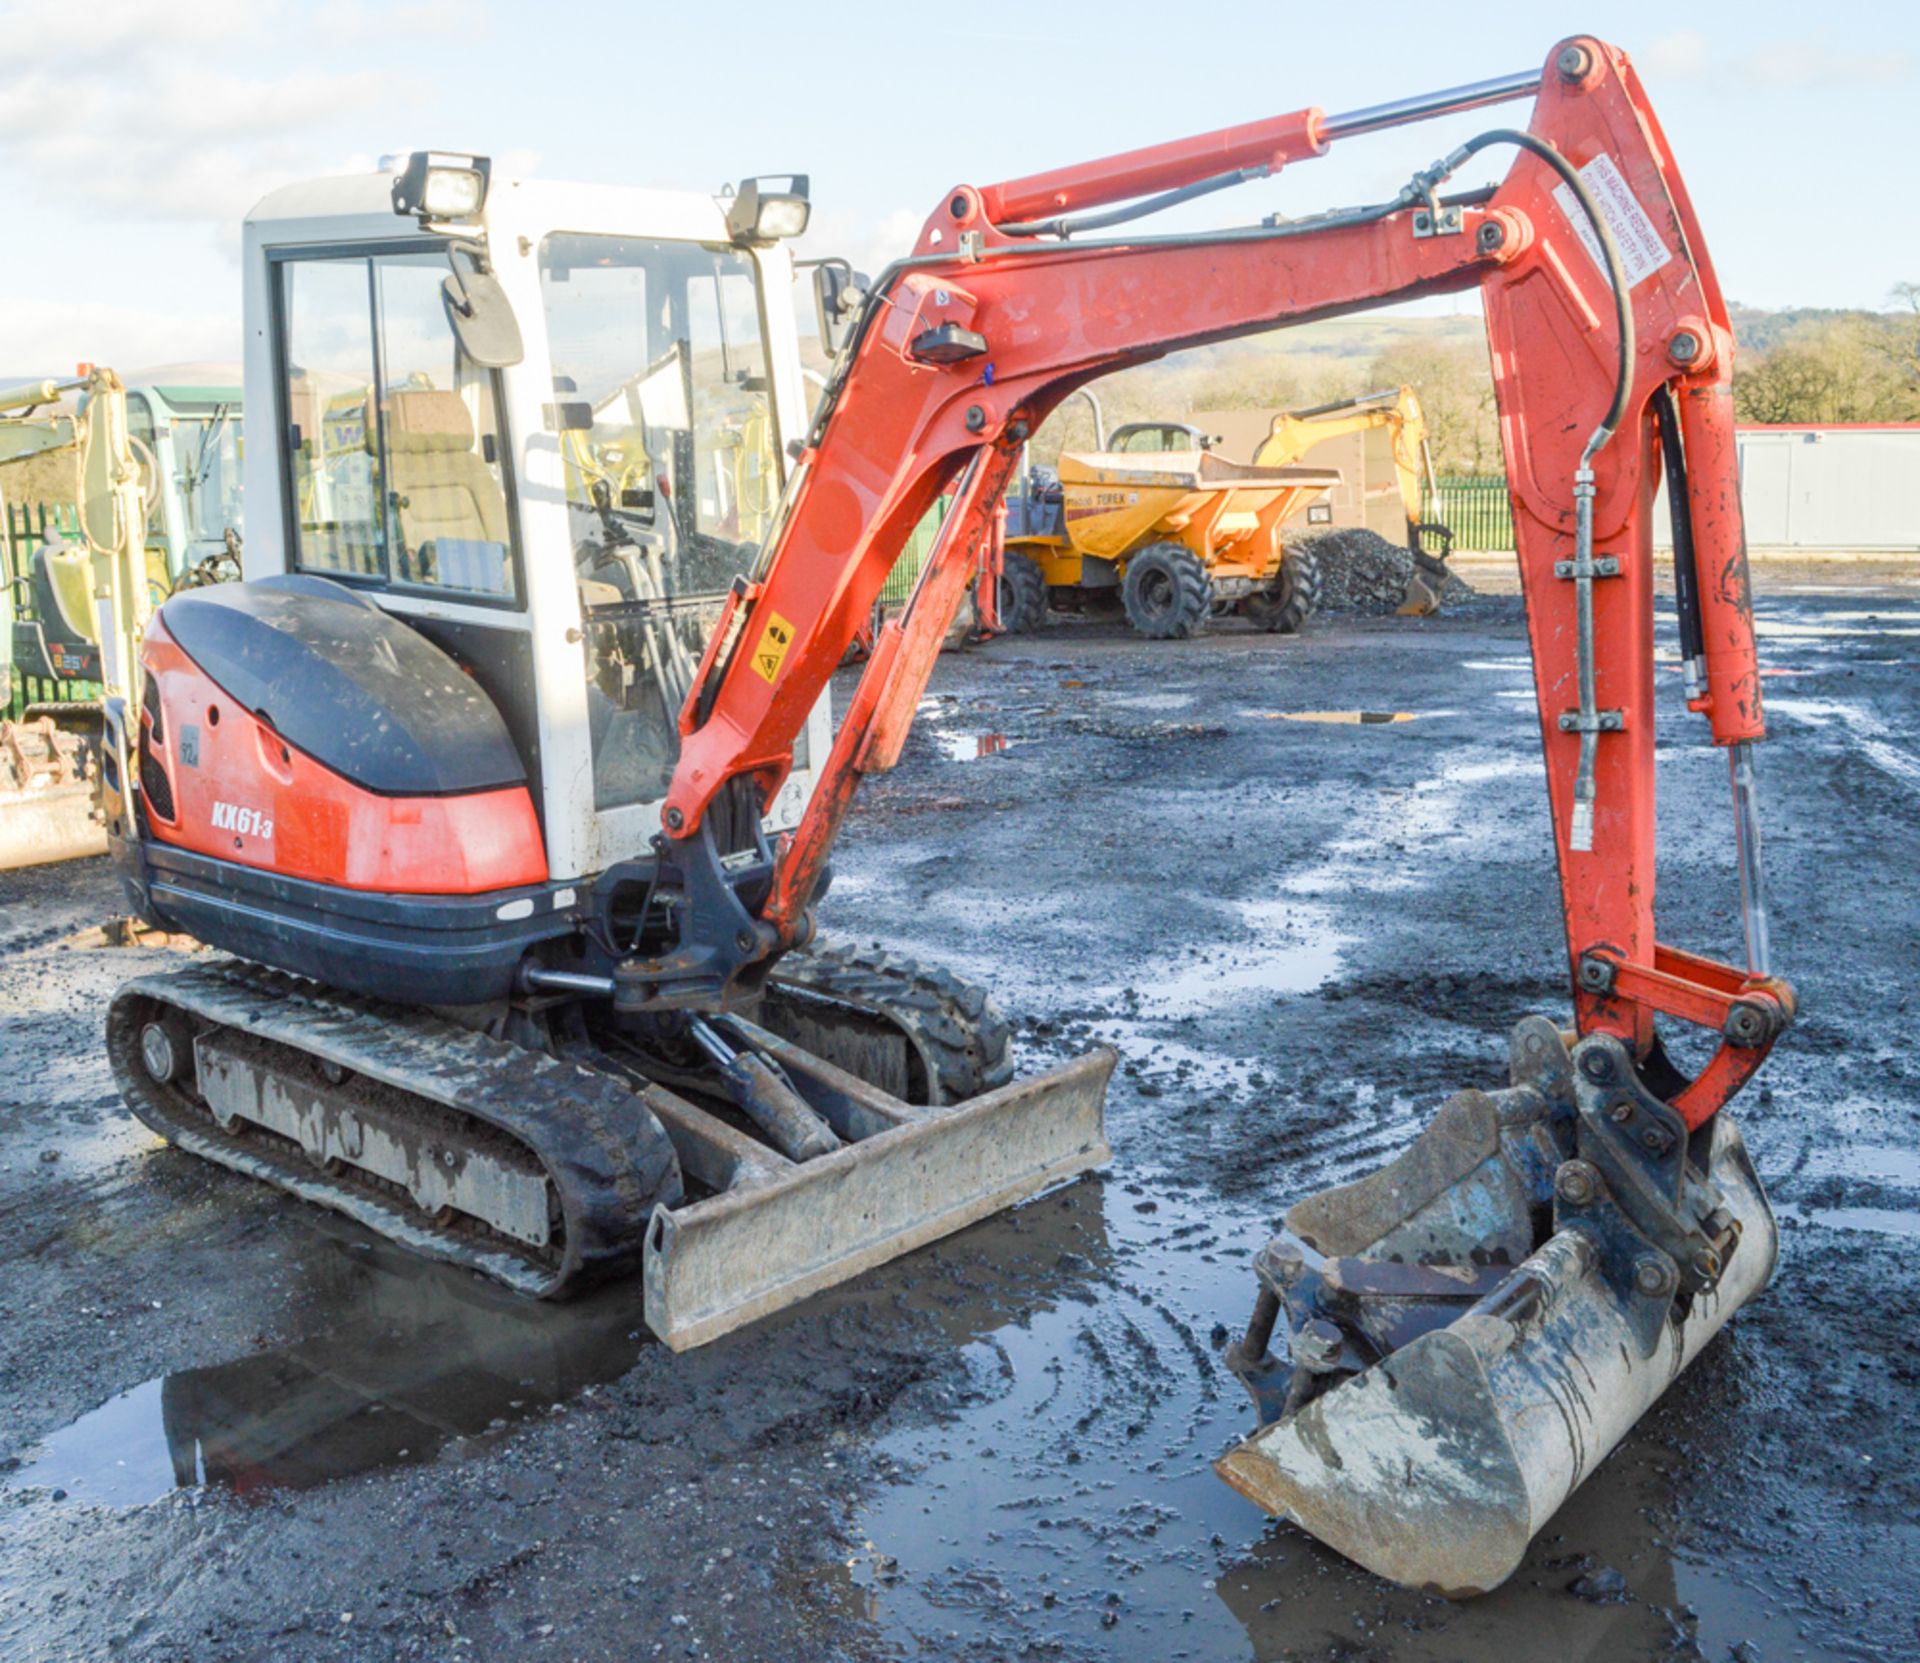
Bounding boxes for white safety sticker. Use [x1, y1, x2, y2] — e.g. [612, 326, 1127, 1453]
[1552, 152, 1674, 288]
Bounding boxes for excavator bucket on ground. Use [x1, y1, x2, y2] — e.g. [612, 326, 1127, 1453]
[1217, 1017, 1778, 1594]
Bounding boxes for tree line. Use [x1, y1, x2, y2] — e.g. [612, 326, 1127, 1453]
[1028, 287, 1919, 477]
[1361, 288, 1920, 471]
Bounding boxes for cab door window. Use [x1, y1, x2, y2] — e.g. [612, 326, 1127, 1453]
[277, 248, 519, 602]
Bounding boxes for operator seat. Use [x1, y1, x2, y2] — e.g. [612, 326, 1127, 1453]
[379, 389, 510, 593]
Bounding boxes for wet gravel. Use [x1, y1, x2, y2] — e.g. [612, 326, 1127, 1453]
[1, 575, 1916, 1661]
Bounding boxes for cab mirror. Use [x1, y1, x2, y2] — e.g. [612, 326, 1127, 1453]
[812, 261, 867, 358]
[443, 267, 523, 369]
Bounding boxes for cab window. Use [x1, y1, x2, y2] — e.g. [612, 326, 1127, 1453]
[277, 248, 519, 603]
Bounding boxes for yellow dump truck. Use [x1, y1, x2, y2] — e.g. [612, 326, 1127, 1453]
[1000, 422, 1338, 638]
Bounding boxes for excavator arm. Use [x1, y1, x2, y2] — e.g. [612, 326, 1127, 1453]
[1254, 385, 1447, 550]
[651, 35, 1789, 1130]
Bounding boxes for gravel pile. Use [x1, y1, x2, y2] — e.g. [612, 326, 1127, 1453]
[1296, 528, 1478, 615]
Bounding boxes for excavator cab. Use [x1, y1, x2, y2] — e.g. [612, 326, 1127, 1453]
[107, 156, 1112, 1345]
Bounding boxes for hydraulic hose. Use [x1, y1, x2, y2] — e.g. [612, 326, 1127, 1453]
[1431, 128, 1634, 852]
[997, 166, 1272, 239]
[1655, 386, 1707, 701]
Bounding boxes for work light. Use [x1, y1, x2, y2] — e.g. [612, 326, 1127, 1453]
[391, 152, 491, 224]
[727, 176, 811, 245]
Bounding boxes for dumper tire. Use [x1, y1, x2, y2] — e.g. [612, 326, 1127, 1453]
[1122, 543, 1212, 639]
[997, 549, 1049, 634]
[1243, 542, 1322, 634]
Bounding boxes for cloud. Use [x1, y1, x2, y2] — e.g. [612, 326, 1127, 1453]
[307, 0, 475, 44]
[1738, 43, 1912, 89]
[1642, 32, 1710, 80]
[1638, 31, 1912, 89]
[1, 0, 268, 65]
[0, 12, 423, 229]
[0, 294, 239, 372]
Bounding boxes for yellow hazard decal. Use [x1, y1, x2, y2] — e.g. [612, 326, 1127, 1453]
[751, 611, 797, 684]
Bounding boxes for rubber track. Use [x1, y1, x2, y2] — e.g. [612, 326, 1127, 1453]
[766, 940, 1015, 1105]
[108, 959, 682, 1297]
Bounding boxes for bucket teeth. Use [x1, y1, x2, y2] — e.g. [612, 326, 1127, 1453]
[1218, 1017, 1778, 1595]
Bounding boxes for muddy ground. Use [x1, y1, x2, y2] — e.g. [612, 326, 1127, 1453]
[2, 571, 1916, 1662]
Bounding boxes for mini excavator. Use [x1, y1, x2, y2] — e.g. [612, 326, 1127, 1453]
[104, 38, 1791, 1593]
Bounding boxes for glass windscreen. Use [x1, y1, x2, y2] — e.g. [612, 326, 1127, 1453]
[539, 233, 783, 810]
[279, 249, 517, 601]
[175, 410, 244, 542]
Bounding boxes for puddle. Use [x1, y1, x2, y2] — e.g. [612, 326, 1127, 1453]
[939, 732, 1015, 762]
[1757, 620, 1920, 639]
[4, 1188, 1132, 1514]
[4, 1230, 647, 1506]
[1107, 693, 1194, 712]
[1793, 1139, 1920, 1187]
[1784, 1204, 1920, 1239]
[844, 1184, 1860, 1662]
[1098, 897, 1349, 1020]
[1277, 750, 1538, 898]
[1262, 709, 1421, 725]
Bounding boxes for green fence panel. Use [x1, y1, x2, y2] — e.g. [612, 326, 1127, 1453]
[1426, 475, 1516, 553]
[878, 498, 950, 609]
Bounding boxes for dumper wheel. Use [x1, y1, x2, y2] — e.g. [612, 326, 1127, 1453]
[1241, 542, 1323, 634]
[997, 549, 1049, 634]
[1123, 543, 1211, 639]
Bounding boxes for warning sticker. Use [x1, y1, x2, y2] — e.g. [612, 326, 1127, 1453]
[750, 611, 796, 684]
[1552, 152, 1674, 288]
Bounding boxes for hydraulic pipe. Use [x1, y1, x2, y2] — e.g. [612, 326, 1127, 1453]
[520, 967, 619, 998]
[1730, 742, 1772, 977]
[1286, 387, 1400, 421]
[0, 377, 80, 415]
[980, 68, 1541, 229]
[1318, 69, 1542, 140]
[982, 109, 1327, 226]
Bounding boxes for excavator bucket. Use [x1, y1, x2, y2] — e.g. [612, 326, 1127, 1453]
[1216, 1016, 1778, 1596]
[1393, 552, 1451, 618]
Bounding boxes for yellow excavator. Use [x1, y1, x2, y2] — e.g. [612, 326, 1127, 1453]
[1251, 384, 1455, 614]
[1, 368, 152, 869]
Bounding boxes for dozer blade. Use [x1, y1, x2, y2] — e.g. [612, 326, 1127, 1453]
[1, 716, 106, 871]
[640, 1024, 1113, 1349]
[112, 961, 1112, 1346]
[1215, 1015, 1778, 1596]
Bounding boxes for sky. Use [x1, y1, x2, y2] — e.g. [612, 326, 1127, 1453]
[0, 0, 1913, 373]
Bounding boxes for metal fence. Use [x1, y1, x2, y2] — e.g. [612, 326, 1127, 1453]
[878, 500, 949, 609]
[4, 500, 96, 719]
[1428, 475, 1515, 553]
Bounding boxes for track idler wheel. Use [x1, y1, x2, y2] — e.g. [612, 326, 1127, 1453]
[1215, 1016, 1779, 1596]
